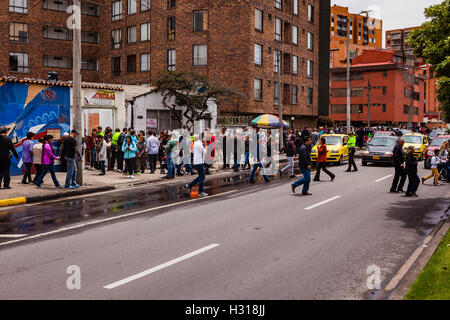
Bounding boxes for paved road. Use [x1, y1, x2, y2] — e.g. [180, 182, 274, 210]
[0, 159, 448, 299]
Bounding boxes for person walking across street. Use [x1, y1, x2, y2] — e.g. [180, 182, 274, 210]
[0, 127, 19, 189]
[122, 135, 138, 179]
[390, 138, 406, 193]
[405, 146, 420, 197]
[422, 149, 442, 185]
[186, 135, 208, 197]
[35, 135, 61, 188]
[21, 132, 35, 184]
[291, 136, 313, 195]
[313, 137, 335, 182]
[280, 135, 296, 178]
[346, 132, 358, 172]
[63, 130, 81, 189]
[96, 134, 107, 176]
[146, 131, 160, 173]
[32, 138, 44, 184]
[249, 129, 270, 184]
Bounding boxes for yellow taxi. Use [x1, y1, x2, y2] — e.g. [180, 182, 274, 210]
[311, 134, 350, 165]
[402, 133, 429, 160]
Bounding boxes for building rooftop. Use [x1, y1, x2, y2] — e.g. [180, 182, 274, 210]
[0, 77, 124, 91]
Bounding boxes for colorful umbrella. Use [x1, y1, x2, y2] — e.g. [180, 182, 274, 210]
[251, 114, 290, 128]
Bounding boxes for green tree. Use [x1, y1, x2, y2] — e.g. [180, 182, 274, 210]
[153, 71, 237, 132]
[407, 0, 450, 121]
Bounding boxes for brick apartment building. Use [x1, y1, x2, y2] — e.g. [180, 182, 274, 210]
[386, 27, 419, 56]
[329, 49, 425, 127]
[1, 0, 331, 128]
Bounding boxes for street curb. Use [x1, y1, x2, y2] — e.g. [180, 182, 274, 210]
[388, 218, 450, 300]
[0, 186, 116, 207]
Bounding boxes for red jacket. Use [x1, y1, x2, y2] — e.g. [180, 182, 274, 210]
[317, 145, 327, 163]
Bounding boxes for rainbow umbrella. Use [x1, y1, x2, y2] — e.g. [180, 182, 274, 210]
[251, 114, 290, 128]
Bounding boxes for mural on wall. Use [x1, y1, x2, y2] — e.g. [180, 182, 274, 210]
[0, 82, 70, 175]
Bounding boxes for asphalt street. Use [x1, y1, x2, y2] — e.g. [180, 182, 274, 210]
[0, 159, 448, 300]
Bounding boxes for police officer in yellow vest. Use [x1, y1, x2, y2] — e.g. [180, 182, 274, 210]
[346, 132, 358, 172]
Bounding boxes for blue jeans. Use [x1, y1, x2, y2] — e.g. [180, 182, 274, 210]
[244, 152, 250, 167]
[166, 153, 175, 177]
[64, 157, 77, 187]
[293, 168, 311, 194]
[250, 162, 269, 182]
[36, 164, 60, 187]
[100, 160, 106, 174]
[90, 148, 96, 167]
[189, 164, 205, 193]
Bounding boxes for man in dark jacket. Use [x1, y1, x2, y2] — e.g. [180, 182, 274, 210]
[291, 136, 312, 195]
[63, 130, 81, 189]
[390, 138, 406, 193]
[0, 127, 19, 189]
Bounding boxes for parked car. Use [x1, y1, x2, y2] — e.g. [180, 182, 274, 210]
[424, 135, 450, 169]
[429, 129, 446, 141]
[362, 136, 399, 166]
[402, 133, 429, 160]
[311, 134, 349, 166]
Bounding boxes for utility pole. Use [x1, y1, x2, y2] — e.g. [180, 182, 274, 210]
[72, 0, 83, 185]
[408, 63, 415, 130]
[367, 79, 371, 128]
[277, 41, 284, 151]
[346, 17, 351, 134]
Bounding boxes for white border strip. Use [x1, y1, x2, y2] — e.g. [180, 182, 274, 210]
[304, 196, 342, 211]
[0, 234, 28, 238]
[375, 175, 393, 182]
[104, 243, 220, 289]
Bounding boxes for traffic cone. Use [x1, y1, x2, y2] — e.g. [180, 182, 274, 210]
[190, 185, 199, 198]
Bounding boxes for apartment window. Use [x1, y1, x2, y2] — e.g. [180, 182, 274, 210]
[307, 60, 313, 78]
[254, 43, 262, 66]
[274, 49, 281, 73]
[255, 8, 263, 32]
[292, 26, 298, 45]
[128, 0, 136, 14]
[292, 56, 298, 74]
[193, 45, 207, 66]
[82, 31, 99, 44]
[274, 82, 280, 105]
[127, 26, 137, 43]
[383, 70, 387, 78]
[308, 5, 314, 23]
[307, 32, 314, 51]
[9, 23, 28, 43]
[141, 83, 151, 87]
[43, 26, 72, 41]
[193, 10, 208, 32]
[167, 17, 175, 40]
[274, 18, 282, 41]
[127, 54, 136, 73]
[141, 23, 150, 41]
[43, 55, 72, 68]
[112, 1, 122, 21]
[167, 0, 175, 8]
[141, 53, 150, 71]
[43, 0, 68, 11]
[254, 79, 262, 100]
[112, 29, 122, 49]
[307, 88, 313, 106]
[274, 0, 282, 9]
[141, 0, 150, 11]
[167, 49, 176, 71]
[81, 3, 100, 16]
[292, 85, 298, 104]
[10, 0, 28, 13]
[382, 86, 387, 95]
[112, 57, 122, 76]
[293, 0, 298, 15]
[81, 59, 98, 71]
[382, 104, 386, 112]
[9, 52, 28, 72]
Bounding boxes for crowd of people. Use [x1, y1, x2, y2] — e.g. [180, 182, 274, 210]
[0, 124, 448, 199]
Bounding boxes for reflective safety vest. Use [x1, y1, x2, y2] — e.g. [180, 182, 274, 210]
[348, 136, 356, 149]
[112, 132, 121, 146]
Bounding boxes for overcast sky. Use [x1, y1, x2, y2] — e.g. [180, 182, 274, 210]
[331, 0, 443, 46]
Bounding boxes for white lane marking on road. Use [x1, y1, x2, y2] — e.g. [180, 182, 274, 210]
[0, 234, 28, 238]
[375, 175, 392, 182]
[104, 243, 220, 289]
[304, 196, 342, 211]
[0, 190, 237, 247]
